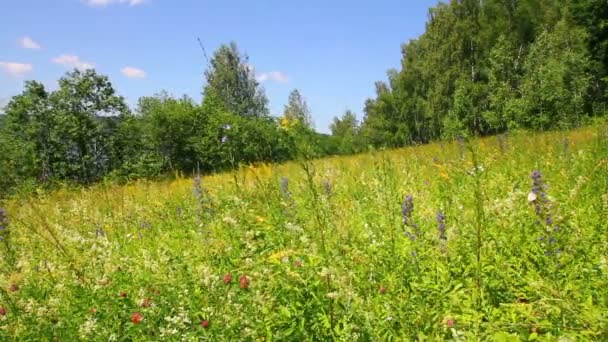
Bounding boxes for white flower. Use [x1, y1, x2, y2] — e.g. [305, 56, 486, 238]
[78, 317, 97, 338]
[527, 191, 537, 203]
[326, 292, 338, 299]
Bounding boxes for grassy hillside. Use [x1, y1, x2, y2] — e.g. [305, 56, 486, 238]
[1, 126, 607, 340]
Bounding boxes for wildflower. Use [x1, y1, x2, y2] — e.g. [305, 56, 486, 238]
[294, 259, 302, 268]
[0, 208, 7, 231]
[222, 124, 231, 130]
[379, 286, 387, 295]
[401, 195, 414, 226]
[326, 292, 338, 299]
[0, 307, 6, 316]
[401, 195, 419, 240]
[119, 291, 128, 298]
[447, 319, 455, 327]
[0, 208, 9, 241]
[95, 225, 105, 237]
[221, 136, 228, 143]
[139, 298, 152, 308]
[239, 275, 250, 289]
[97, 278, 110, 286]
[200, 320, 210, 328]
[88, 308, 97, 314]
[280, 177, 290, 197]
[323, 179, 332, 196]
[8, 284, 18, 292]
[528, 170, 562, 256]
[131, 312, 143, 324]
[193, 175, 203, 201]
[436, 211, 447, 240]
[223, 273, 232, 285]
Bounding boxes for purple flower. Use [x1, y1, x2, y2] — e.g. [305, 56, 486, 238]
[401, 195, 414, 226]
[401, 195, 420, 241]
[529, 170, 562, 257]
[280, 177, 290, 197]
[0, 208, 7, 231]
[193, 175, 203, 201]
[322, 179, 332, 196]
[436, 211, 446, 240]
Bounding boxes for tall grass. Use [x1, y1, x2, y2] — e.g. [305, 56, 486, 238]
[0, 125, 607, 340]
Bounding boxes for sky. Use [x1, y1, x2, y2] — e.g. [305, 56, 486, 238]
[0, 0, 438, 133]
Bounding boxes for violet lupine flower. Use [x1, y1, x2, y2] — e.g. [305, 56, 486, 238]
[402, 195, 419, 241]
[280, 177, 290, 197]
[0, 208, 7, 241]
[95, 224, 105, 237]
[322, 179, 332, 197]
[436, 211, 446, 240]
[0, 208, 7, 231]
[193, 174, 203, 201]
[528, 170, 562, 256]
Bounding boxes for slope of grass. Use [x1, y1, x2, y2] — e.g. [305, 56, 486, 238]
[1, 126, 607, 340]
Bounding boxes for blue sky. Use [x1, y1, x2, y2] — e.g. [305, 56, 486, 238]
[0, 0, 438, 132]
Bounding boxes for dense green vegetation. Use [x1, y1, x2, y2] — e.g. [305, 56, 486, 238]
[1, 0, 607, 196]
[0, 1, 607, 339]
[361, 0, 608, 146]
[0, 126, 606, 339]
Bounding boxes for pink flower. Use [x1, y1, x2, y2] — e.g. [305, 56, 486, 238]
[131, 312, 144, 324]
[239, 275, 250, 289]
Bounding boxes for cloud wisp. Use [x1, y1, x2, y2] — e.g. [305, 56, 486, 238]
[256, 71, 289, 84]
[121, 66, 146, 78]
[0, 62, 33, 77]
[85, 0, 146, 6]
[52, 54, 95, 70]
[20, 37, 41, 50]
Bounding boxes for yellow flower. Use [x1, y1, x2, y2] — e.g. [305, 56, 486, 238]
[280, 117, 290, 128]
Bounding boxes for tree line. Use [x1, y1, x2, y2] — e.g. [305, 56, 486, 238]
[351, 0, 608, 148]
[1, 0, 607, 196]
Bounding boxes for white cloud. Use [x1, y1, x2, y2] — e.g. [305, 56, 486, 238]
[20, 36, 41, 50]
[0, 62, 33, 77]
[85, 0, 146, 6]
[121, 66, 146, 78]
[52, 54, 94, 70]
[256, 71, 289, 84]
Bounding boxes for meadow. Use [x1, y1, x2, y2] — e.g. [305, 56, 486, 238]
[1, 126, 607, 341]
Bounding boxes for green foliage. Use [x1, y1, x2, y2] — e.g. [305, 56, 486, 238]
[519, 20, 592, 130]
[283, 89, 313, 129]
[360, 0, 608, 148]
[203, 42, 269, 118]
[330, 109, 362, 154]
[1, 126, 607, 339]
